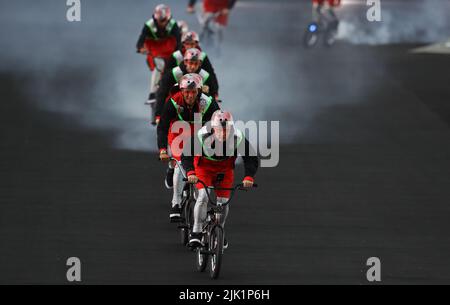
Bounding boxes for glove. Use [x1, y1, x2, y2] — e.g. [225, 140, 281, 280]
[159, 149, 170, 162]
[242, 177, 254, 188]
[187, 175, 198, 184]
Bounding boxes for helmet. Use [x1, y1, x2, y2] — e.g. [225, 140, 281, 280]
[182, 31, 200, 44]
[154, 4, 171, 22]
[184, 48, 202, 62]
[178, 20, 189, 34]
[211, 110, 234, 129]
[179, 73, 203, 90]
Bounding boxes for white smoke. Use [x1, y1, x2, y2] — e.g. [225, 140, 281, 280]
[337, 0, 450, 45]
[2, 0, 450, 153]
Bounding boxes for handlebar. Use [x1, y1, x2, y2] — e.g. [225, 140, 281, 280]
[158, 157, 257, 207]
[182, 178, 257, 207]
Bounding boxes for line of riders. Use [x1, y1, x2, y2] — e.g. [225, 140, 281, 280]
[135, 0, 341, 249]
[136, 2, 254, 249]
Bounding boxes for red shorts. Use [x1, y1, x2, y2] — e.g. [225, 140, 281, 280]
[194, 157, 236, 198]
[196, 168, 234, 198]
[203, 0, 229, 26]
[313, 0, 341, 7]
[144, 37, 177, 71]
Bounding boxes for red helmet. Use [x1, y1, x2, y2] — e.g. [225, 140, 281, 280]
[182, 31, 200, 44]
[184, 48, 203, 62]
[154, 4, 171, 22]
[179, 73, 203, 90]
[211, 110, 234, 129]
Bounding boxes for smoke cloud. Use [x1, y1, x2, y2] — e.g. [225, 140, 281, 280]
[1, 0, 449, 153]
[337, 0, 450, 45]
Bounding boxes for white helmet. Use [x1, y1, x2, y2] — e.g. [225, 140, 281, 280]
[179, 73, 203, 90]
[183, 48, 203, 62]
[211, 110, 234, 129]
[182, 31, 200, 44]
[154, 4, 171, 22]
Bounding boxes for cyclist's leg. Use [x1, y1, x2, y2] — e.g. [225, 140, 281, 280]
[328, 8, 339, 27]
[150, 58, 165, 99]
[193, 188, 209, 233]
[312, 1, 323, 23]
[188, 0, 197, 10]
[215, 169, 234, 228]
[149, 69, 160, 102]
[216, 197, 229, 227]
[325, 1, 338, 22]
[171, 161, 185, 208]
[324, 4, 339, 33]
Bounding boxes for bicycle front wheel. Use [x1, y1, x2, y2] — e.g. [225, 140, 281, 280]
[196, 234, 208, 272]
[209, 225, 224, 279]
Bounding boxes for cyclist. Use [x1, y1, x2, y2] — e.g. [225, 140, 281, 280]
[158, 74, 220, 221]
[182, 110, 259, 248]
[136, 4, 182, 107]
[165, 31, 216, 78]
[155, 48, 219, 124]
[187, 0, 237, 27]
[312, 0, 341, 25]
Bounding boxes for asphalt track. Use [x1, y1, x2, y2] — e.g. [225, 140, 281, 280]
[1, 0, 450, 284]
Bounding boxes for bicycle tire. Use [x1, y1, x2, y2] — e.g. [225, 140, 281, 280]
[209, 225, 224, 279]
[323, 20, 339, 47]
[323, 31, 337, 47]
[196, 237, 208, 272]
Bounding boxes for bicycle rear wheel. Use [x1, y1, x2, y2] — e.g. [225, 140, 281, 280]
[323, 21, 339, 47]
[209, 225, 224, 279]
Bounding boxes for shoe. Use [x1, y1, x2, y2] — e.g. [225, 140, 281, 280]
[187, 5, 195, 14]
[145, 92, 156, 105]
[223, 237, 228, 249]
[165, 168, 174, 189]
[170, 205, 182, 222]
[188, 232, 204, 247]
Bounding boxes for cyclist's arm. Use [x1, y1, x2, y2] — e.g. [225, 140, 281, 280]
[202, 57, 215, 76]
[155, 72, 176, 118]
[170, 22, 183, 51]
[136, 25, 151, 51]
[166, 55, 178, 71]
[239, 137, 259, 180]
[157, 101, 176, 151]
[205, 71, 219, 99]
[203, 99, 221, 122]
[201, 57, 219, 98]
[181, 135, 197, 176]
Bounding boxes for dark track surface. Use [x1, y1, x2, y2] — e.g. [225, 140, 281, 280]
[1, 0, 450, 284]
